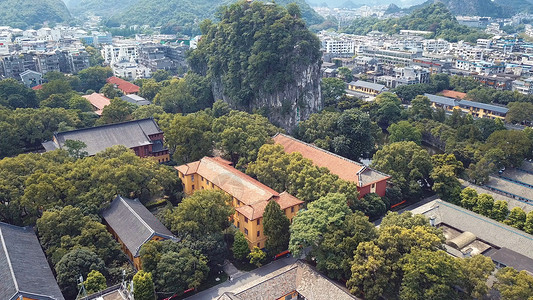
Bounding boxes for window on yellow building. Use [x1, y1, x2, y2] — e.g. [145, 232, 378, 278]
[257, 219, 260, 226]
[244, 228, 248, 235]
[206, 180, 210, 185]
[201, 176, 204, 182]
[191, 175, 194, 182]
[244, 217, 248, 223]
[257, 242, 260, 248]
[291, 207, 294, 213]
[257, 231, 260, 237]
[237, 222, 240, 228]
[192, 185, 195, 190]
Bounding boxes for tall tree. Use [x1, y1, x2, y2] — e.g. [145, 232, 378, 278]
[263, 201, 291, 255]
[388, 121, 422, 144]
[248, 246, 266, 267]
[409, 95, 433, 121]
[233, 231, 250, 261]
[97, 98, 133, 125]
[505, 207, 527, 230]
[133, 270, 156, 300]
[494, 267, 533, 300]
[84, 270, 107, 294]
[55, 248, 106, 299]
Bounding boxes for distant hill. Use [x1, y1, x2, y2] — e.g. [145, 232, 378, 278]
[64, 0, 139, 17]
[109, 0, 324, 35]
[406, 0, 508, 17]
[384, 3, 401, 14]
[494, 0, 533, 14]
[0, 0, 71, 28]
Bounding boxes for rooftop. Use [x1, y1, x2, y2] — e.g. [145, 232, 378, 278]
[425, 93, 458, 107]
[120, 94, 151, 106]
[411, 200, 533, 269]
[458, 99, 509, 114]
[272, 133, 390, 187]
[82, 93, 111, 115]
[348, 80, 387, 91]
[176, 157, 303, 220]
[0, 222, 65, 300]
[439, 90, 467, 99]
[106, 76, 140, 94]
[101, 196, 175, 257]
[45, 118, 163, 156]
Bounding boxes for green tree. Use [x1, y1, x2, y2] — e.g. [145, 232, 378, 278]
[154, 248, 209, 295]
[360, 193, 387, 220]
[79, 66, 113, 92]
[165, 190, 234, 237]
[315, 211, 377, 280]
[55, 248, 106, 299]
[388, 121, 422, 144]
[375, 92, 402, 127]
[491, 200, 510, 222]
[505, 207, 527, 230]
[263, 201, 291, 255]
[40, 94, 70, 108]
[138, 79, 162, 101]
[321, 77, 346, 107]
[289, 193, 351, 256]
[84, 270, 107, 294]
[494, 267, 533, 300]
[100, 83, 122, 99]
[337, 67, 353, 82]
[506, 102, 533, 124]
[69, 95, 93, 111]
[233, 231, 250, 261]
[97, 98, 133, 125]
[248, 246, 266, 267]
[64, 139, 88, 159]
[152, 69, 171, 82]
[37, 80, 73, 100]
[371, 141, 433, 198]
[133, 270, 156, 300]
[153, 74, 213, 113]
[409, 95, 433, 121]
[86, 46, 104, 66]
[525, 211, 533, 234]
[399, 249, 461, 300]
[459, 254, 495, 299]
[483, 130, 532, 167]
[132, 104, 165, 120]
[0, 78, 39, 109]
[473, 194, 495, 217]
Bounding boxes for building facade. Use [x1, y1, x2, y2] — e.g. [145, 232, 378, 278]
[176, 157, 303, 250]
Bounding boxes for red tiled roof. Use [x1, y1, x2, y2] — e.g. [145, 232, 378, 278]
[82, 93, 111, 115]
[176, 157, 303, 220]
[106, 76, 140, 94]
[273, 133, 390, 187]
[440, 90, 467, 99]
[31, 84, 43, 90]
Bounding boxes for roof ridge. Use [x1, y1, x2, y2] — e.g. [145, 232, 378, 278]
[53, 118, 159, 137]
[0, 227, 19, 292]
[276, 133, 366, 168]
[203, 157, 279, 197]
[118, 196, 154, 236]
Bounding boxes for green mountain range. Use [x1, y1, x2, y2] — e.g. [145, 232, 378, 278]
[63, 0, 138, 17]
[0, 0, 71, 28]
[107, 0, 323, 35]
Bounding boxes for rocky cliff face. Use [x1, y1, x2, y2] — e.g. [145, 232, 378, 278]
[212, 62, 322, 132]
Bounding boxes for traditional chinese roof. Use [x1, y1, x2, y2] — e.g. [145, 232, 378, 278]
[82, 93, 111, 115]
[0, 222, 65, 300]
[101, 196, 175, 257]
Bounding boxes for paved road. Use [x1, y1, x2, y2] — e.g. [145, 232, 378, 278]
[184, 256, 298, 300]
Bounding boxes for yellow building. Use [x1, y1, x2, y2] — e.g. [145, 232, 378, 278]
[176, 157, 303, 250]
[347, 80, 388, 96]
[102, 195, 176, 270]
[425, 93, 508, 120]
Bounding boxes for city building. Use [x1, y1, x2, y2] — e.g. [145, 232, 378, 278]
[347, 80, 388, 96]
[0, 222, 65, 300]
[82, 92, 111, 115]
[425, 93, 508, 120]
[273, 133, 390, 198]
[176, 157, 304, 249]
[19, 69, 42, 88]
[217, 260, 357, 300]
[42, 118, 170, 163]
[121, 94, 151, 106]
[106, 76, 140, 94]
[512, 78, 533, 95]
[102, 195, 176, 270]
[411, 200, 533, 274]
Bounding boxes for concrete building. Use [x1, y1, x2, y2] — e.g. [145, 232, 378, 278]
[425, 93, 508, 120]
[347, 80, 388, 96]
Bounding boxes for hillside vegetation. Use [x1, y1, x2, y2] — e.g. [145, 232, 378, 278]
[0, 0, 71, 28]
[108, 0, 323, 35]
[344, 2, 491, 43]
[406, 0, 506, 17]
[64, 0, 139, 17]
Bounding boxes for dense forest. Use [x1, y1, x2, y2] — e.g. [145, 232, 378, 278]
[0, 0, 71, 28]
[106, 0, 324, 35]
[406, 0, 507, 17]
[63, 0, 138, 17]
[343, 2, 491, 43]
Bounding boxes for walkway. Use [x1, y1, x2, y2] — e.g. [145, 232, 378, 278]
[185, 256, 298, 300]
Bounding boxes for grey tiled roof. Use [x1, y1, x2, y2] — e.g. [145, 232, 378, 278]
[0, 222, 65, 300]
[487, 247, 533, 273]
[101, 196, 175, 257]
[349, 80, 387, 91]
[458, 99, 509, 114]
[425, 93, 458, 107]
[121, 95, 151, 106]
[411, 200, 533, 261]
[50, 118, 162, 156]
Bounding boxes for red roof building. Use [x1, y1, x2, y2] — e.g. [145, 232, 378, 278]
[82, 93, 111, 115]
[31, 84, 43, 90]
[273, 133, 391, 198]
[106, 76, 140, 94]
[440, 90, 467, 99]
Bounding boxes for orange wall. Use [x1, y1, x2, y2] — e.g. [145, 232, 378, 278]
[178, 171, 301, 249]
